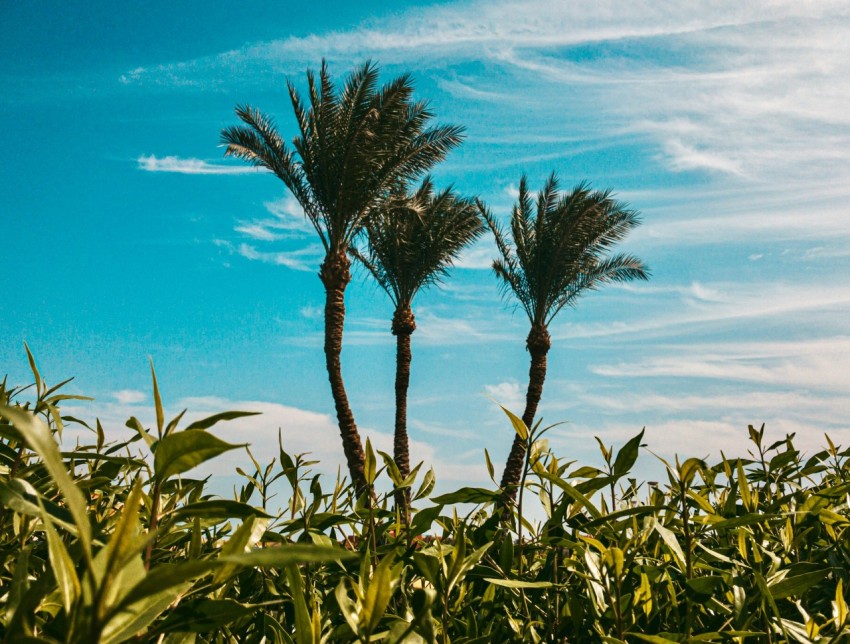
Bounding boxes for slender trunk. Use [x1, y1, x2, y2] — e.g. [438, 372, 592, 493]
[320, 252, 367, 493]
[392, 306, 415, 515]
[500, 324, 551, 500]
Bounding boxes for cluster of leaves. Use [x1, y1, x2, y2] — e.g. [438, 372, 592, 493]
[1, 357, 849, 642]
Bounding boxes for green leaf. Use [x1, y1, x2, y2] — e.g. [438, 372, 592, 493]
[0, 479, 76, 533]
[101, 580, 192, 644]
[413, 468, 436, 500]
[630, 635, 680, 643]
[0, 405, 92, 552]
[101, 480, 148, 600]
[150, 358, 165, 438]
[737, 460, 752, 510]
[25, 342, 42, 395]
[410, 505, 443, 537]
[568, 465, 604, 478]
[706, 513, 779, 530]
[168, 500, 271, 522]
[653, 521, 686, 571]
[364, 437, 377, 486]
[154, 430, 245, 481]
[484, 449, 495, 481]
[431, 487, 501, 505]
[212, 515, 270, 586]
[39, 498, 80, 615]
[500, 405, 528, 441]
[184, 410, 261, 431]
[335, 580, 360, 635]
[219, 544, 355, 568]
[613, 428, 644, 476]
[532, 463, 602, 520]
[157, 598, 261, 634]
[679, 457, 705, 485]
[361, 555, 401, 635]
[686, 576, 725, 598]
[769, 569, 830, 599]
[285, 565, 314, 644]
[582, 505, 657, 529]
[484, 578, 554, 589]
[114, 560, 217, 611]
[126, 416, 155, 448]
[378, 449, 404, 487]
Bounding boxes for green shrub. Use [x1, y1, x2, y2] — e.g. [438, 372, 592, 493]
[1, 354, 848, 642]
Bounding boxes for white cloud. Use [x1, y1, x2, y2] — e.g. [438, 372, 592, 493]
[124, 2, 850, 240]
[554, 281, 850, 341]
[215, 239, 324, 272]
[551, 417, 849, 465]
[299, 305, 323, 320]
[453, 240, 496, 270]
[234, 196, 314, 241]
[483, 381, 524, 413]
[137, 154, 267, 175]
[112, 389, 146, 404]
[61, 394, 485, 488]
[591, 335, 850, 392]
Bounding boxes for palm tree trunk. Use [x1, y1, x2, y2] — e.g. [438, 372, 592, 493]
[500, 324, 551, 500]
[392, 306, 416, 514]
[320, 252, 367, 493]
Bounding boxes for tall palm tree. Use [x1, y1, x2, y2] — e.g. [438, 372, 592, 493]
[353, 178, 484, 509]
[480, 174, 649, 500]
[221, 62, 463, 493]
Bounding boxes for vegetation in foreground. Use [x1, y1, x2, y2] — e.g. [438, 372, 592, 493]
[1, 355, 849, 643]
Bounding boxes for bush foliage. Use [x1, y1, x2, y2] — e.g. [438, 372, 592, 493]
[1, 354, 849, 643]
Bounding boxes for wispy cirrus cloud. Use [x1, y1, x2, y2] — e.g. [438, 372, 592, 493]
[554, 281, 850, 342]
[234, 196, 314, 241]
[591, 335, 850, 392]
[137, 154, 267, 175]
[213, 239, 324, 271]
[123, 1, 850, 185]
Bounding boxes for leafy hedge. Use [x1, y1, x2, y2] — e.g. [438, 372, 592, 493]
[1, 355, 848, 642]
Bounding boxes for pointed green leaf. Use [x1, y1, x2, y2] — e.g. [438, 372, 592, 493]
[285, 565, 314, 644]
[150, 358, 165, 438]
[154, 430, 245, 481]
[39, 499, 80, 615]
[769, 569, 830, 599]
[431, 487, 501, 505]
[126, 416, 155, 448]
[0, 405, 92, 552]
[168, 500, 270, 523]
[500, 405, 528, 441]
[364, 437, 377, 485]
[613, 428, 644, 476]
[220, 544, 354, 567]
[184, 410, 261, 431]
[484, 578, 553, 589]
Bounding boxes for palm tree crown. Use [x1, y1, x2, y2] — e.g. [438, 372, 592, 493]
[354, 177, 483, 314]
[221, 61, 464, 257]
[220, 61, 463, 494]
[483, 174, 648, 330]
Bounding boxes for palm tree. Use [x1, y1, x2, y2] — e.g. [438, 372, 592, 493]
[480, 174, 649, 501]
[221, 62, 463, 493]
[353, 178, 484, 510]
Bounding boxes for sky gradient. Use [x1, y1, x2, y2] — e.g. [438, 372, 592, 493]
[3, 1, 850, 493]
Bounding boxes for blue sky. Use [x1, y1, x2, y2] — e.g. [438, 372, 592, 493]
[3, 1, 850, 493]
